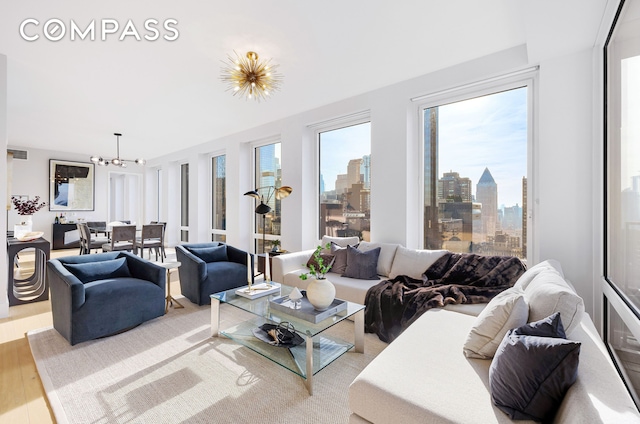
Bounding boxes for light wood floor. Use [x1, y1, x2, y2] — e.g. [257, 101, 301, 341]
[0, 248, 182, 424]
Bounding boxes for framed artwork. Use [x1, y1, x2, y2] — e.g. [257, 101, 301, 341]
[49, 159, 95, 211]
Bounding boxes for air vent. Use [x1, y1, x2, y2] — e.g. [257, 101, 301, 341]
[7, 149, 28, 160]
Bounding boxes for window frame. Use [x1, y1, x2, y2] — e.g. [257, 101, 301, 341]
[179, 161, 189, 243]
[416, 74, 537, 263]
[251, 137, 282, 253]
[313, 113, 372, 242]
[210, 152, 227, 242]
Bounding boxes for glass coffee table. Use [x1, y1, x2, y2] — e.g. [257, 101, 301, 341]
[210, 283, 365, 395]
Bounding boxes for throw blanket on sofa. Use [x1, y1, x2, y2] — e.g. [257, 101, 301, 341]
[364, 253, 526, 343]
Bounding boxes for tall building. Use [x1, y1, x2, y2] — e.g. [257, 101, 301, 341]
[522, 177, 527, 259]
[424, 107, 440, 249]
[476, 167, 498, 241]
[347, 158, 363, 188]
[438, 171, 472, 202]
[335, 174, 348, 195]
[362, 155, 371, 189]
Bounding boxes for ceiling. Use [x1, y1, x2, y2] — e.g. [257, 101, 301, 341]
[0, 0, 608, 161]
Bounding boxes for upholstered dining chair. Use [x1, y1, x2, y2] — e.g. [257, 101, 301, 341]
[102, 224, 136, 253]
[78, 223, 108, 254]
[134, 224, 165, 262]
[150, 221, 167, 259]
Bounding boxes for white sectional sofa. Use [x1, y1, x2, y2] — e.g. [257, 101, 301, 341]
[272, 240, 640, 423]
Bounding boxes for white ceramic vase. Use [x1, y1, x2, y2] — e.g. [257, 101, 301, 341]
[306, 277, 336, 311]
[14, 215, 33, 238]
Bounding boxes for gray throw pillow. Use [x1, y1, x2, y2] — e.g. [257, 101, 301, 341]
[188, 244, 228, 263]
[330, 242, 357, 274]
[489, 313, 581, 422]
[342, 245, 381, 280]
[64, 257, 131, 283]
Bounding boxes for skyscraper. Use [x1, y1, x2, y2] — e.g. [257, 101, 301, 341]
[438, 171, 472, 202]
[476, 167, 498, 241]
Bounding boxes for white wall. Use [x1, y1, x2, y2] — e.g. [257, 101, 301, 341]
[1, 54, 8, 318]
[6, 147, 143, 243]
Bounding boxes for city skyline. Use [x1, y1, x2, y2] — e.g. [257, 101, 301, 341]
[438, 87, 527, 207]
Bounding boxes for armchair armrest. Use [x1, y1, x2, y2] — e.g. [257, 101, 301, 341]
[175, 245, 207, 282]
[118, 252, 166, 291]
[272, 249, 314, 283]
[47, 259, 86, 309]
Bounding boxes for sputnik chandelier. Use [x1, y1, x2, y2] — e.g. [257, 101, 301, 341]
[90, 133, 145, 167]
[220, 50, 283, 101]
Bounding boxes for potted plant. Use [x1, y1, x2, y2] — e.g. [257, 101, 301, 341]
[11, 196, 46, 235]
[271, 239, 281, 252]
[299, 243, 336, 310]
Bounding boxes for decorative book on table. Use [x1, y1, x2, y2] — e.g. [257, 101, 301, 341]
[235, 283, 281, 299]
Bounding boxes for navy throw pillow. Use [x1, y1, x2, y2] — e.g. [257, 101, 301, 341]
[188, 244, 228, 263]
[342, 245, 381, 280]
[489, 313, 581, 422]
[65, 257, 131, 283]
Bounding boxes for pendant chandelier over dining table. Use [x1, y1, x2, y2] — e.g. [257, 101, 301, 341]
[90, 133, 145, 167]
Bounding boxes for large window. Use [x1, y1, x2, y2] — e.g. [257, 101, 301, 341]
[211, 154, 226, 242]
[319, 122, 371, 241]
[605, 0, 640, 404]
[180, 163, 189, 242]
[254, 142, 282, 253]
[423, 86, 528, 260]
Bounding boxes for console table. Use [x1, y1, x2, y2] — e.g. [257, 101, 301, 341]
[7, 237, 50, 306]
[52, 223, 81, 250]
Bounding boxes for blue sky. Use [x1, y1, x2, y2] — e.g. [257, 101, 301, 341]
[318, 87, 527, 208]
[438, 87, 528, 207]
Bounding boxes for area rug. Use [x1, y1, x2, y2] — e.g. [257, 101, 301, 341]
[27, 299, 386, 424]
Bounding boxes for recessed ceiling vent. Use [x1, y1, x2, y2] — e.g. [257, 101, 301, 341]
[7, 149, 28, 160]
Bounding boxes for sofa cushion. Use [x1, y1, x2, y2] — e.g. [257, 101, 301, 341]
[514, 259, 565, 291]
[489, 313, 580, 422]
[187, 244, 227, 263]
[388, 246, 448, 280]
[321, 235, 359, 250]
[358, 241, 400, 277]
[330, 242, 353, 274]
[64, 257, 131, 283]
[463, 287, 528, 359]
[343, 245, 381, 280]
[306, 253, 335, 274]
[524, 268, 584, 335]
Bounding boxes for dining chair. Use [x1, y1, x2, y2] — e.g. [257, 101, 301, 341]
[150, 221, 167, 259]
[79, 223, 109, 254]
[102, 225, 136, 253]
[134, 224, 165, 262]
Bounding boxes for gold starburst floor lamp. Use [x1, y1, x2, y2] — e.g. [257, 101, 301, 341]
[221, 51, 283, 101]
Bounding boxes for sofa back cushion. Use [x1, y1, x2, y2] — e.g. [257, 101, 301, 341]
[64, 257, 131, 283]
[514, 259, 565, 291]
[524, 268, 584, 335]
[358, 241, 400, 277]
[187, 244, 228, 263]
[463, 287, 529, 359]
[321, 236, 359, 252]
[388, 246, 448, 280]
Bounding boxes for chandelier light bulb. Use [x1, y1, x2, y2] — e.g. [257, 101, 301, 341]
[90, 133, 145, 168]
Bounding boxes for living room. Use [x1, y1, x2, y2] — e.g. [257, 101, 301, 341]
[2, 1, 640, 423]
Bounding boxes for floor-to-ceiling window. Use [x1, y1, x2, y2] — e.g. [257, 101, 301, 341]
[180, 163, 189, 242]
[253, 142, 281, 253]
[605, 0, 640, 405]
[318, 121, 371, 241]
[421, 85, 530, 260]
[211, 154, 226, 242]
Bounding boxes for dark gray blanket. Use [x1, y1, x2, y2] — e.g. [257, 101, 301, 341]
[364, 253, 526, 343]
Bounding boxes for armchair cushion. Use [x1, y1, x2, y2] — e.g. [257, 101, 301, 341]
[64, 257, 131, 283]
[187, 244, 228, 263]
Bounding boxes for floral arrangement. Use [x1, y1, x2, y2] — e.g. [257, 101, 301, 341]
[299, 243, 332, 280]
[11, 196, 47, 215]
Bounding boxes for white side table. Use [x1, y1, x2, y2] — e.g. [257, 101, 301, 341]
[153, 261, 182, 313]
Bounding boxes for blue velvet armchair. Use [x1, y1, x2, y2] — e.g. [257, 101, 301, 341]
[176, 242, 253, 305]
[47, 251, 166, 345]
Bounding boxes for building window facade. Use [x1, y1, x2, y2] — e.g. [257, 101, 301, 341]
[605, 0, 640, 405]
[211, 154, 226, 242]
[318, 121, 371, 241]
[422, 86, 529, 260]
